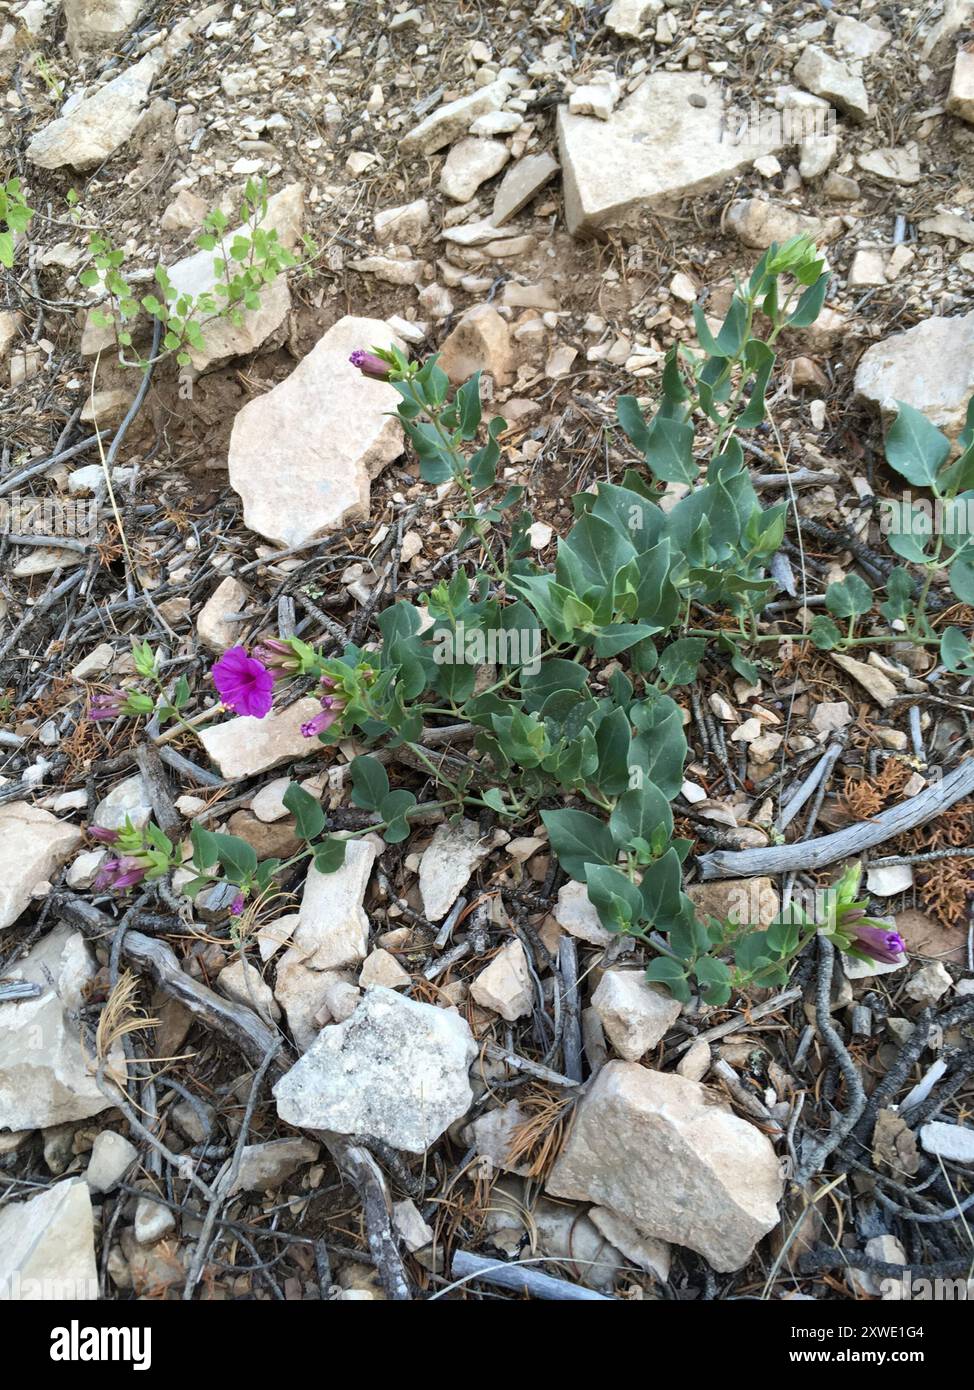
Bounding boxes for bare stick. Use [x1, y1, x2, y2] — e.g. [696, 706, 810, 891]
[449, 1250, 613, 1301]
[697, 757, 974, 880]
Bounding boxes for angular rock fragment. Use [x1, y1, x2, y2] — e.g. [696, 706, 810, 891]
[401, 80, 510, 155]
[418, 818, 491, 920]
[591, 970, 682, 1061]
[198, 699, 324, 778]
[492, 152, 560, 226]
[437, 305, 513, 385]
[228, 314, 403, 547]
[547, 1062, 783, 1272]
[854, 311, 974, 438]
[64, 0, 145, 58]
[557, 72, 783, 237]
[726, 198, 841, 248]
[273, 987, 476, 1153]
[0, 804, 83, 931]
[793, 46, 870, 122]
[440, 138, 509, 202]
[0, 1177, 98, 1300]
[604, 0, 663, 38]
[196, 575, 249, 653]
[0, 926, 119, 1131]
[290, 838, 376, 972]
[948, 46, 974, 123]
[470, 939, 533, 1021]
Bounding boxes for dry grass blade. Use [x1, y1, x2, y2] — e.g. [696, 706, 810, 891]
[95, 969, 160, 1066]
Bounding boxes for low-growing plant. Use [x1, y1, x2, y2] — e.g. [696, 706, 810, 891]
[91, 235, 956, 1002]
[809, 398, 974, 676]
[79, 178, 315, 369]
[0, 178, 33, 268]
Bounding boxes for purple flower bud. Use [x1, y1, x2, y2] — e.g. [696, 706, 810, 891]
[88, 690, 125, 722]
[349, 349, 391, 381]
[93, 856, 147, 892]
[253, 638, 302, 679]
[230, 893, 246, 916]
[301, 708, 339, 739]
[88, 825, 119, 845]
[850, 923, 906, 965]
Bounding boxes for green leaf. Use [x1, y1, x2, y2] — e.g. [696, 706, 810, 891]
[658, 636, 707, 687]
[693, 956, 731, 1005]
[645, 957, 692, 1003]
[541, 808, 617, 881]
[949, 554, 974, 604]
[312, 836, 348, 874]
[455, 372, 482, 439]
[520, 657, 589, 712]
[694, 297, 747, 359]
[825, 574, 873, 620]
[283, 782, 326, 840]
[938, 441, 974, 497]
[880, 567, 914, 622]
[617, 395, 651, 453]
[593, 706, 632, 796]
[349, 755, 390, 811]
[585, 863, 642, 931]
[643, 414, 697, 485]
[609, 783, 673, 852]
[940, 627, 974, 675]
[380, 789, 417, 843]
[210, 832, 258, 886]
[638, 850, 684, 927]
[190, 821, 220, 873]
[786, 272, 829, 329]
[886, 401, 951, 488]
[809, 614, 842, 650]
[737, 339, 776, 429]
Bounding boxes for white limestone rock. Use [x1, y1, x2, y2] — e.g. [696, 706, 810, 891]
[557, 72, 783, 237]
[197, 699, 324, 779]
[470, 939, 533, 1021]
[0, 926, 119, 1132]
[0, 1177, 98, 1299]
[273, 987, 477, 1153]
[546, 1061, 784, 1272]
[418, 818, 490, 920]
[591, 970, 682, 1061]
[227, 314, 403, 547]
[0, 803, 83, 930]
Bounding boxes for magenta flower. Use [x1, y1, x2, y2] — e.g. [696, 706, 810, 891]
[349, 349, 391, 381]
[230, 892, 246, 915]
[94, 856, 147, 892]
[211, 647, 274, 718]
[850, 923, 906, 964]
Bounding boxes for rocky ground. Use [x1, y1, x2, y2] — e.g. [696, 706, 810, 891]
[1, 0, 974, 1303]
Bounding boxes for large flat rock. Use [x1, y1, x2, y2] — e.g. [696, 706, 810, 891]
[0, 803, 83, 932]
[228, 315, 403, 547]
[557, 72, 783, 237]
[0, 926, 119, 1132]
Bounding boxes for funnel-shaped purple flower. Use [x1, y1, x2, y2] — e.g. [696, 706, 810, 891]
[211, 647, 274, 718]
